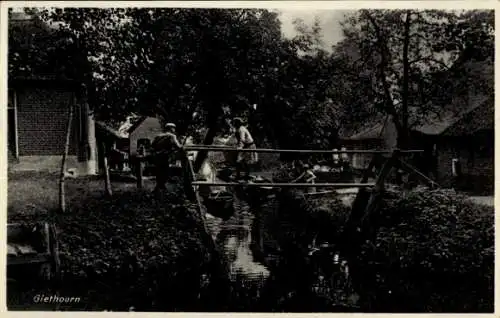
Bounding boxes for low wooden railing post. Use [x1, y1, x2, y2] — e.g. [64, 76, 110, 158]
[102, 142, 112, 196]
[181, 151, 197, 201]
[136, 156, 144, 189]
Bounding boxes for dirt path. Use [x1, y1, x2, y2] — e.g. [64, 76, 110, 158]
[468, 196, 494, 207]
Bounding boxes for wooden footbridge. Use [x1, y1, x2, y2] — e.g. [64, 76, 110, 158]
[177, 145, 437, 237]
[176, 145, 439, 295]
[131, 144, 439, 294]
[132, 144, 438, 237]
[181, 145, 436, 190]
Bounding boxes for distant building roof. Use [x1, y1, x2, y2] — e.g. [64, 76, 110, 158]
[342, 94, 491, 141]
[441, 96, 494, 136]
[124, 116, 150, 134]
[414, 94, 489, 136]
[95, 121, 127, 139]
[340, 116, 389, 141]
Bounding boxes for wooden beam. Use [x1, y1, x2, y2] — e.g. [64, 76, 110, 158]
[360, 149, 400, 225]
[183, 146, 424, 154]
[191, 181, 375, 188]
[13, 89, 19, 159]
[136, 156, 144, 189]
[398, 158, 440, 188]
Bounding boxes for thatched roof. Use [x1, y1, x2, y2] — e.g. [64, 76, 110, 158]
[340, 117, 388, 141]
[441, 96, 494, 136]
[95, 121, 127, 139]
[414, 94, 490, 136]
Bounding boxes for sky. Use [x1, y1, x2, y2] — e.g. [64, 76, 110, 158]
[278, 9, 349, 51]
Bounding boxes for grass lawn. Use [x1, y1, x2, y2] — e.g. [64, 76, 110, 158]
[8, 171, 155, 221]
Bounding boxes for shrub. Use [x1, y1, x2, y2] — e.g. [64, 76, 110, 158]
[261, 185, 494, 312]
[9, 186, 219, 311]
[356, 188, 494, 312]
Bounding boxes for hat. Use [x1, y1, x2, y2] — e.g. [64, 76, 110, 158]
[165, 123, 176, 129]
[232, 117, 243, 124]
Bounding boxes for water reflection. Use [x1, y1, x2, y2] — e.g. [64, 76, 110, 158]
[204, 185, 359, 311]
[212, 195, 270, 281]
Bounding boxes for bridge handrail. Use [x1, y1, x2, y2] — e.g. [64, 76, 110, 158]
[183, 145, 423, 154]
[191, 181, 375, 188]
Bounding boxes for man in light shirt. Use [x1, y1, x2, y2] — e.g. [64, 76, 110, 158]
[232, 117, 258, 180]
[151, 122, 182, 191]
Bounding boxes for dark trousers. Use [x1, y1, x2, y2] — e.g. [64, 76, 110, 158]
[155, 166, 168, 190]
[154, 156, 171, 190]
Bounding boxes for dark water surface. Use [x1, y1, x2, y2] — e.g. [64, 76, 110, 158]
[202, 183, 360, 311]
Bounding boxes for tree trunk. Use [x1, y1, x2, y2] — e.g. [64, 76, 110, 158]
[102, 142, 112, 196]
[59, 104, 74, 213]
[399, 10, 412, 150]
[367, 13, 404, 141]
[192, 114, 219, 173]
[192, 60, 224, 173]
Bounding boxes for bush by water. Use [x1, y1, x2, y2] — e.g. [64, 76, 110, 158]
[263, 186, 493, 312]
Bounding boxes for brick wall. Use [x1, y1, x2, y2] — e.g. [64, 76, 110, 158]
[16, 87, 79, 156]
[436, 133, 494, 193]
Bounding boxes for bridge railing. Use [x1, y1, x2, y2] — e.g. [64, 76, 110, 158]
[183, 146, 423, 189]
[134, 145, 426, 189]
[183, 145, 423, 154]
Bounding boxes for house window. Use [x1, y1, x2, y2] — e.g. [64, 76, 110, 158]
[8, 89, 18, 159]
[137, 138, 151, 155]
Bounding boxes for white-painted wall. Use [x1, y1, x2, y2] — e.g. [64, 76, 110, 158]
[129, 117, 163, 156]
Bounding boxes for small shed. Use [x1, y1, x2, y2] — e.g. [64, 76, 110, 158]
[126, 116, 164, 157]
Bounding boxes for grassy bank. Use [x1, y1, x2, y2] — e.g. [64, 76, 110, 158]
[7, 172, 222, 311]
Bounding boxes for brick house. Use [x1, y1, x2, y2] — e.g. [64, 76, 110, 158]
[8, 77, 98, 175]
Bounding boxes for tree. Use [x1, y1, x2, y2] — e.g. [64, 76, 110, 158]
[333, 9, 494, 148]
[10, 7, 341, 170]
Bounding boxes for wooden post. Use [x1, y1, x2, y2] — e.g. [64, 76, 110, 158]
[337, 149, 400, 305]
[59, 104, 74, 214]
[181, 152, 197, 201]
[136, 156, 144, 189]
[102, 142, 112, 196]
[398, 158, 440, 189]
[361, 153, 381, 183]
[359, 149, 400, 226]
[48, 224, 61, 283]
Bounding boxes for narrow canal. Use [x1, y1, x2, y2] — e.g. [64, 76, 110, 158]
[201, 177, 361, 310]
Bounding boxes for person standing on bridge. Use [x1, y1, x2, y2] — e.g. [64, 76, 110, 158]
[151, 122, 182, 192]
[232, 117, 258, 181]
